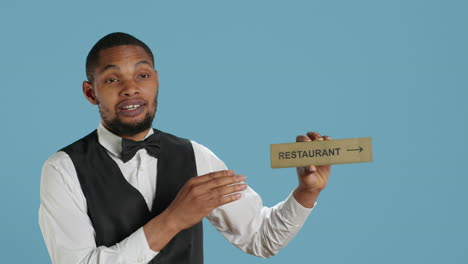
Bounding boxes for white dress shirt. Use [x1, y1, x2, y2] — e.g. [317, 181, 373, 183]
[39, 124, 314, 264]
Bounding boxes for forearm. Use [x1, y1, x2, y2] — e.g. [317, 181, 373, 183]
[293, 187, 320, 208]
[208, 189, 313, 258]
[40, 203, 158, 264]
[78, 228, 156, 264]
[143, 211, 180, 252]
[255, 193, 314, 257]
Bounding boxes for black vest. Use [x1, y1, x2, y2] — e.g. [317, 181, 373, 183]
[61, 129, 203, 264]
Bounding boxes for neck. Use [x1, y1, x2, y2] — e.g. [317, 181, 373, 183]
[102, 122, 151, 141]
[120, 129, 151, 141]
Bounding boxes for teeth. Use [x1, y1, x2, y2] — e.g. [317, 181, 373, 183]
[123, 104, 141, 110]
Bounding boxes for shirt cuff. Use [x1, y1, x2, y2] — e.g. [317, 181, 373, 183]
[281, 191, 315, 226]
[117, 227, 158, 263]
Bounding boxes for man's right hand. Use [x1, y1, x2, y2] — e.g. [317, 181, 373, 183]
[144, 170, 247, 251]
[165, 170, 247, 230]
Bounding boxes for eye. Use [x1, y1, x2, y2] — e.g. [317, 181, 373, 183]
[139, 74, 150, 79]
[105, 78, 119, 83]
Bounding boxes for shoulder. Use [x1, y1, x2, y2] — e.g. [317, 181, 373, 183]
[43, 151, 75, 175]
[158, 130, 190, 145]
[190, 140, 217, 158]
[60, 130, 98, 155]
[41, 151, 81, 196]
[43, 130, 97, 178]
[40, 151, 88, 220]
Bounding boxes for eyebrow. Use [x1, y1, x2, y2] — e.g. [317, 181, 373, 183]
[136, 60, 153, 67]
[100, 64, 119, 74]
[100, 60, 153, 75]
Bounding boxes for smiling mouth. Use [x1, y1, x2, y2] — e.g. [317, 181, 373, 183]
[121, 104, 143, 111]
[117, 100, 147, 117]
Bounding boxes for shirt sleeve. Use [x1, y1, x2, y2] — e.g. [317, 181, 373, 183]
[38, 152, 157, 264]
[191, 141, 314, 258]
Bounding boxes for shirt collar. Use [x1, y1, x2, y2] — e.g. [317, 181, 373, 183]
[97, 122, 154, 158]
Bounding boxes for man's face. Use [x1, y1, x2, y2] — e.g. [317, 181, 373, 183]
[83, 45, 159, 137]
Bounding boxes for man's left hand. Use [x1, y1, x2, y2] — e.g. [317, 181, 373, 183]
[293, 131, 332, 208]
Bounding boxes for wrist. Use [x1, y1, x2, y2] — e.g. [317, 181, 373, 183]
[293, 187, 321, 208]
[143, 211, 180, 252]
[296, 184, 323, 195]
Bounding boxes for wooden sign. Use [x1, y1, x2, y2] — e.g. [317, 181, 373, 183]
[270, 137, 372, 168]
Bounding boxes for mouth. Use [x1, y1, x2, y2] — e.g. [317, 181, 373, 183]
[121, 104, 143, 111]
[117, 99, 146, 117]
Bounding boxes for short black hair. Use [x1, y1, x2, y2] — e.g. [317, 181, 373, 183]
[85, 32, 154, 82]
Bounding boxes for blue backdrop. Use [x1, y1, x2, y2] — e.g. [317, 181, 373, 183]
[1, 0, 467, 263]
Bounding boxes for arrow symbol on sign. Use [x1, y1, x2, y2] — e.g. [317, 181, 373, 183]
[347, 146, 363, 152]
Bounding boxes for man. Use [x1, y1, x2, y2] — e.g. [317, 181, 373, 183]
[39, 32, 332, 264]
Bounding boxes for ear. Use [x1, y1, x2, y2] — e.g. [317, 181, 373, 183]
[83, 81, 98, 105]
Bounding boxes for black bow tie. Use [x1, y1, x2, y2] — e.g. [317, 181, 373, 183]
[121, 132, 161, 163]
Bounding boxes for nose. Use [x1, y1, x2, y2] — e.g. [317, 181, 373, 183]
[120, 79, 140, 97]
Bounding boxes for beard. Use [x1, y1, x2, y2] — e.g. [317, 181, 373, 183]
[104, 110, 154, 137]
[97, 94, 158, 137]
